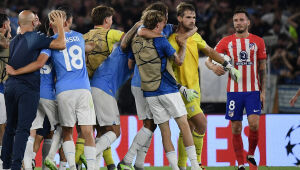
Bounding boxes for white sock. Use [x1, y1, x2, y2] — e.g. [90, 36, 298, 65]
[24, 136, 35, 168]
[135, 133, 152, 168]
[62, 140, 76, 168]
[185, 145, 200, 169]
[95, 150, 102, 170]
[124, 127, 152, 165]
[47, 126, 62, 160]
[42, 139, 52, 170]
[58, 161, 67, 170]
[95, 131, 117, 156]
[0, 145, 2, 166]
[84, 146, 96, 170]
[166, 151, 179, 170]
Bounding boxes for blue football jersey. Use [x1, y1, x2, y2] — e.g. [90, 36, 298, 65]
[39, 59, 55, 100]
[41, 31, 90, 95]
[131, 24, 174, 87]
[91, 46, 133, 98]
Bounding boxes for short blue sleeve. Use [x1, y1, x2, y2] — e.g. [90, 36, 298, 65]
[40, 49, 52, 57]
[161, 38, 176, 58]
[27, 31, 53, 50]
[162, 24, 174, 38]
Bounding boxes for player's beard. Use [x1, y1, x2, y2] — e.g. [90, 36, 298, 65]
[181, 22, 194, 32]
[235, 25, 248, 34]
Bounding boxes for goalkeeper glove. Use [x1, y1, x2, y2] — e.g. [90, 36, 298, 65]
[179, 85, 199, 102]
[222, 61, 241, 82]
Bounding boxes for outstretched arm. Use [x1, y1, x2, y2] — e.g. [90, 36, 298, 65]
[205, 57, 226, 76]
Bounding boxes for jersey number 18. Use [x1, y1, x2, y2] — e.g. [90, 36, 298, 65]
[62, 45, 83, 71]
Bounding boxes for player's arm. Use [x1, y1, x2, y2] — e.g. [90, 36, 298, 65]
[48, 11, 66, 50]
[202, 45, 240, 81]
[290, 88, 300, 107]
[120, 21, 143, 51]
[173, 40, 187, 66]
[205, 57, 226, 76]
[137, 28, 163, 39]
[176, 26, 197, 43]
[6, 53, 49, 75]
[258, 59, 266, 108]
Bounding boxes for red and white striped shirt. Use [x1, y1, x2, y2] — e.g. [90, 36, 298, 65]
[215, 33, 267, 92]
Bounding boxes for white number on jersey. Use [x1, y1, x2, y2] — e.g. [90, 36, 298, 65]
[62, 45, 83, 71]
[40, 64, 52, 74]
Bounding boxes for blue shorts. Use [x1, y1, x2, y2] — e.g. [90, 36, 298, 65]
[225, 91, 261, 121]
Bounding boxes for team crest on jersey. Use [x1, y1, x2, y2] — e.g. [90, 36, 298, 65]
[249, 43, 256, 50]
[236, 51, 253, 66]
[228, 110, 234, 117]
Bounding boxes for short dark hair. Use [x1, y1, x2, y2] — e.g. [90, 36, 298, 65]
[143, 2, 168, 17]
[233, 8, 250, 19]
[0, 13, 9, 28]
[142, 10, 165, 30]
[91, 5, 114, 25]
[57, 6, 73, 20]
[176, 2, 195, 17]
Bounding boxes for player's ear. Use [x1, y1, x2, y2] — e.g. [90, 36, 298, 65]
[177, 15, 182, 23]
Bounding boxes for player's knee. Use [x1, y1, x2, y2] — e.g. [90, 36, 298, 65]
[249, 122, 259, 131]
[195, 119, 207, 134]
[143, 119, 157, 132]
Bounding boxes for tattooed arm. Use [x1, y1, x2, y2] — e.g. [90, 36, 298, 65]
[120, 21, 143, 51]
[258, 59, 266, 109]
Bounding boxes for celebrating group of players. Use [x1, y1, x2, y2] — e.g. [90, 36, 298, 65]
[0, 1, 267, 170]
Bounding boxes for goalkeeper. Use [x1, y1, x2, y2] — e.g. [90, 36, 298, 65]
[168, 3, 240, 170]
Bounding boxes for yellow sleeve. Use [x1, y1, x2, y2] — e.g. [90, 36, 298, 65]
[192, 33, 207, 50]
[107, 29, 124, 52]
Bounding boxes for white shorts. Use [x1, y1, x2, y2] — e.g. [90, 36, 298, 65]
[31, 98, 59, 131]
[0, 93, 6, 124]
[131, 86, 152, 120]
[146, 92, 187, 124]
[57, 89, 96, 127]
[91, 87, 120, 126]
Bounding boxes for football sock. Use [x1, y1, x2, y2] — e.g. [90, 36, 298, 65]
[59, 161, 67, 170]
[135, 132, 153, 168]
[47, 126, 62, 160]
[177, 133, 187, 168]
[233, 134, 244, 166]
[192, 131, 204, 164]
[75, 138, 85, 163]
[248, 130, 259, 155]
[166, 151, 179, 170]
[186, 145, 199, 168]
[124, 126, 152, 165]
[42, 139, 52, 170]
[24, 136, 35, 168]
[63, 140, 76, 168]
[103, 147, 114, 166]
[84, 146, 96, 170]
[96, 131, 117, 156]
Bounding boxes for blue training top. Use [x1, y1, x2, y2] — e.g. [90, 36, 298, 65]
[7, 31, 53, 90]
[91, 46, 134, 98]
